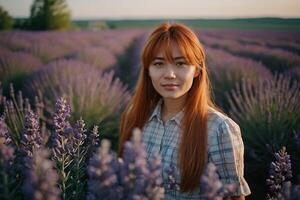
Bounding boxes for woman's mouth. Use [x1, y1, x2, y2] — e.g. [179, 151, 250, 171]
[161, 84, 179, 91]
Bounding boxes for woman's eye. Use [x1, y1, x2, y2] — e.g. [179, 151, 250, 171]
[176, 62, 186, 67]
[154, 62, 164, 67]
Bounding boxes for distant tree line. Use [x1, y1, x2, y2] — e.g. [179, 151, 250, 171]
[0, 5, 13, 30]
[0, 0, 71, 30]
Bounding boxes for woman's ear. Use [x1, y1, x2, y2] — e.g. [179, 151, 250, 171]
[194, 66, 201, 77]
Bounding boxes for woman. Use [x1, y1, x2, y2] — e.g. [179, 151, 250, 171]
[118, 22, 251, 200]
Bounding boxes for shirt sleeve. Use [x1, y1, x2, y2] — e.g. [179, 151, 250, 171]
[208, 117, 251, 197]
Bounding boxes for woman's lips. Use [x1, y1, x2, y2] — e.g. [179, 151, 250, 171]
[161, 84, 179, 91]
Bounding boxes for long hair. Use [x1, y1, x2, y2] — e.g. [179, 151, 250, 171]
[118, 22, 218, 192]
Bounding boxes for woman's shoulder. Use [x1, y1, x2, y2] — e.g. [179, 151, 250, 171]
[207, 107, 241, 138]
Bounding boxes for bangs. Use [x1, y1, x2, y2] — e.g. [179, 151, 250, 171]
[143, 30, 200, 69]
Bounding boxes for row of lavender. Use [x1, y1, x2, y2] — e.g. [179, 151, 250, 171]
[196, 29, 300, 75]
[0, 95, 299, 199]
[0, 30, 145, 94]
[0, 30, 146, 151]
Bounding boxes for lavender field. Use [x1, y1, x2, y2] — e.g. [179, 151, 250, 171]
[0, 28, 300, 200]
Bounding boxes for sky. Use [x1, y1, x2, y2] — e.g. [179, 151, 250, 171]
[0, 0, 299, 19]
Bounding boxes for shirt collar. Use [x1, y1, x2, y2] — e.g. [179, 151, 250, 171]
[148, 99, 163, 122]
[148, 98, 184, 125]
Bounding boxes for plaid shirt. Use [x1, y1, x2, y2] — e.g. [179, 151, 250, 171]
[141, 99, 251, 199]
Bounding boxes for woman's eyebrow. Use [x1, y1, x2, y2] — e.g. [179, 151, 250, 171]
[153, 56, 185, 60]
[153, 57, 164, 60]
[174, 56, 185, 60]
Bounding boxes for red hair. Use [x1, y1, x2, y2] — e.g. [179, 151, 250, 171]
[118, 22, 218, 192]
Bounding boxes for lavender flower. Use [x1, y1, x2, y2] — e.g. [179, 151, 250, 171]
[87, 128, 164, 200]
[23, 148, 60, 200]
[146, 153, 164, 199]
[0, 115, 12, 145]
[87, 139, 123, 200]
[51, 97, 73, 154]
[90, 125, 100, 148]
[70, 117, 88, 199]
[86, 125, 100, 160]
[0, 115, 15, 168]
[165, 166, 180, 192]
[120, 128, 164, 199]
[0, 141, 14, 163]
[20, 110, 42, 159]
[120, 128, 149, 196]
[50, 97, 74, 200]
[266, 146, 293, 199]
[73, 117, 87, 149]
[199, 162, 237, 200]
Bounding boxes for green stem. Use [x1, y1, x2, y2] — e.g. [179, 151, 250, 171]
[75, 146, 80, 197]
[60, 134, 66, 200]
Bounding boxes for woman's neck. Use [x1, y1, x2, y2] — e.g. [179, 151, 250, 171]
[161, 94, 187, 122]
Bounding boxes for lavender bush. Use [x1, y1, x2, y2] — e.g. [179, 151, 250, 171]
[0, 51, 42, 93]
[115, 33, 147, 90]
[0, 83, 47, 147]
[206, 47, 271, 110]
[72, 46, 117, 70]
[1, 95, 299, 200]
[227, 74, 300, 199]
[23, 59, 130, 129]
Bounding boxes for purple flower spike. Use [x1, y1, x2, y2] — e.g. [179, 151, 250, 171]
[20, 110, 42, 159]
[199, 162, 237, 200]
[23, 148, 60, 200]
[50, 97, 74, 199]
[0, 115, 12, 145]
[120, 128, 164, 199]
[73, 117, 87, 148]
[165, 166, 180, 192]
[51, 97, 74, 154]
[53, 97, 71, 135]
[0, 115, 15, 167]
[87, 139, 123, 200]
[266, 146, 293, 199]
[90, 125, 100, 148]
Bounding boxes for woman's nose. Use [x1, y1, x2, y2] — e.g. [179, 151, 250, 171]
[164, 65, 176, 79]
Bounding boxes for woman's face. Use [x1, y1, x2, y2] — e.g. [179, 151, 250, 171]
[148, 43, 199, 100]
